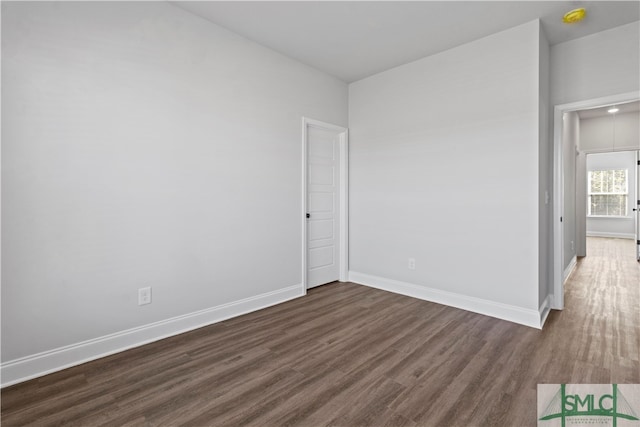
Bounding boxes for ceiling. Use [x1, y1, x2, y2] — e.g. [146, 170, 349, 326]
[577, 100, 640, 119]
[172, 1, 640, 82]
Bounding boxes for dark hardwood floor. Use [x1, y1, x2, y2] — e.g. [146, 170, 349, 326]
[2, 237, 639, 426]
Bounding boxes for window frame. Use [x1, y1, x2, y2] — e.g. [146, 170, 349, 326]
[587, 168, 629, 218]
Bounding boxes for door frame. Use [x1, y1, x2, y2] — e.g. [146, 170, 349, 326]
[552, 90, 639, 309]
[302, 117, 349, 292]
[636, 150, 640, 261]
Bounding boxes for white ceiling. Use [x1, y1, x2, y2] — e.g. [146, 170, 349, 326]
[172, 1, 640, 82]
[577, 100, 640, 119]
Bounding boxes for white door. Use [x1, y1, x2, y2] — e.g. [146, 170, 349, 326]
[635, 151, 640, 261]
[306, 124, 341, 288]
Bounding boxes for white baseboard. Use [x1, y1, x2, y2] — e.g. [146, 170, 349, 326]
[586, 231, 635, 239]
[1, 284, 304, 388]
[348, 271, 542, 329]
[538, 294, 552, 328]
[563, 255, 577, 283]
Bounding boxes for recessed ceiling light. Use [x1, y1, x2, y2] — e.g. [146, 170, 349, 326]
[563, 8, 586, 24]
[608, 107, 619, 113]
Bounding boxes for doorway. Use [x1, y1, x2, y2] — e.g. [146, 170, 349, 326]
[584, 150, 638, 241]
[553, 92, 640, 309]
[302, 118, 348, 289]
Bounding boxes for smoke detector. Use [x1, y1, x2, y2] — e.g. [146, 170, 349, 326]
[563, 8, 586, 24]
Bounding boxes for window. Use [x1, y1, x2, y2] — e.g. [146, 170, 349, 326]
[588, 169, 628, 217]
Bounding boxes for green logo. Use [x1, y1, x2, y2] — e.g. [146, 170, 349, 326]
[538, 384, 639, 427]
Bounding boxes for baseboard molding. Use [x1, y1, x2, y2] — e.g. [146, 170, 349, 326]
[348, 272, 542, 329]
[1, 284, 304, 388]
[563, 255, 577, 283]
[538, 294, 553, 328]
[586, 231, 635, 239]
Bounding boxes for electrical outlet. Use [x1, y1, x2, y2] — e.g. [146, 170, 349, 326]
[571, 241, 575, 251]
[138, 287, 152, 306]
[408, 258, 416, 270]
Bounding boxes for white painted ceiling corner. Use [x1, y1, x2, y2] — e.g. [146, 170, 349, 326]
[171, 1, 640, 83]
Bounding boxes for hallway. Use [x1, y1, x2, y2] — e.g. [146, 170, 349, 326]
[545, 236, 639, 384]
[565, 237, 639, 322]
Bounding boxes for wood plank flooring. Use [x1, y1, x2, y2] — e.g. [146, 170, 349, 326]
[2, 237, 639, 426]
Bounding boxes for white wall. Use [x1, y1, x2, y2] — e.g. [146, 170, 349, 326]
[585, 151, 637, 238]
[1, 1, 347, 378]
[576, 151, 587, 257]
[551, 21, 640, 106]
[538, 27, 552, 310]
[348, 20, 543, 324]
[580, 112, 640, 153]
[562, 112, 579, 269]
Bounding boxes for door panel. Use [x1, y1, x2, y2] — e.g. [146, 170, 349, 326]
[308, 192, 334, 213]
[308, 219, 333, 241]
[307, 125, 340, 288]
[309, 246, 334, 269]
[636, 151, 639, 261]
